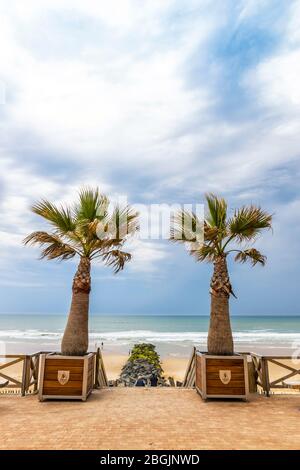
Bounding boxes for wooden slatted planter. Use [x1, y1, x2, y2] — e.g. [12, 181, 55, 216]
[38, 353, 94, 401]
[196, 351, 249, 400]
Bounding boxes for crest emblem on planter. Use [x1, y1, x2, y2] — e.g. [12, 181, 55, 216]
[219, 370, 231, 385]
[57, 370, 70, 385]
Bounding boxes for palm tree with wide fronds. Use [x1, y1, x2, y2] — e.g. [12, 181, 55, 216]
[24, 187, 139, 356]
[171, 194, 272, 355]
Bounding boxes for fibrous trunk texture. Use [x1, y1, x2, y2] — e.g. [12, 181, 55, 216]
[207, 255, 234, 355]
[61, 257, 91, 356]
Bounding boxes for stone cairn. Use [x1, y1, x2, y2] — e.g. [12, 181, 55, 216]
[119, 343, 166, 387]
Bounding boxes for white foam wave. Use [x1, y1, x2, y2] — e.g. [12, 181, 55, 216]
[0, 329, 299, 344]
[0, 329, 62, 340]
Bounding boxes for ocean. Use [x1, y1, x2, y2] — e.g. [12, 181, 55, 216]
[0, 314, 300, 357]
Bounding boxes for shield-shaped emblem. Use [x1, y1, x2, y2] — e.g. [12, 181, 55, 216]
[57, 370, 70, 385]
[219, 370, 231, 385]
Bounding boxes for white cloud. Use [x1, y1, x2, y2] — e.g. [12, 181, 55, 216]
[126, 239, 169, 273]
[253, 198, 300, 270]
[243, 1, 300, 113]
[237, 0, 265, 21]
[286, 0, 300, 46]
[1, 0, 173, 29]
[7, 55, 208, 164]
[246, 49, 300, 110]
[0, 0, 215, 173]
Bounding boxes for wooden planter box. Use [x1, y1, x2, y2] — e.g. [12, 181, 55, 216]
[195, 351, 249, 400]
[38, 353, 94, 401]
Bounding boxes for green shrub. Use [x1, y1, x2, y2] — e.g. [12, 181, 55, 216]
[129, 343, 162, 371]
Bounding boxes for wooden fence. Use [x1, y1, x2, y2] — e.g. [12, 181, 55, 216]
[0, 353, 40, 396]
[0, 349, 108, 396]
[251, 353, 300, 396]
[1, 350, 298, 396]
[183, 347, 196, 388]
[94, 348, 108, 389]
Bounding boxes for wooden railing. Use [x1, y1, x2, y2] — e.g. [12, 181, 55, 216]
[94, 347, 108, 388]
[0, 349, 108, 396]
[251, 354, 300, 396]
[2, 350, 298, 396]
[250, 353, 266, 392]
[183, 347, 196, 388]
[0, 353, 40, 396]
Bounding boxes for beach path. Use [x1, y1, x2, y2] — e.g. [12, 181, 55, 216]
[0, 389, 299, 450]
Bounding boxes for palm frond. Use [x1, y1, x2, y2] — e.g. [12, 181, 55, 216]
[102, 249, 132, 273]
[205, 193, 227, 229]
[89, 238, 123, 258]
[23, 231, 78, 260]
[26, 187, 138, 267]
[228, 206, 272, 242]
[31, 200, 75, 234]
[191, 244, 217, 262]
[234, 248, 266, 266]
[204, 221, 222, 243]
[170, 210, 203, 243]
[75, 187, 109, 223]
[105, 205, 139, 241]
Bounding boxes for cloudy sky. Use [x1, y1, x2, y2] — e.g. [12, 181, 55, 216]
[0, 0, 299, 316]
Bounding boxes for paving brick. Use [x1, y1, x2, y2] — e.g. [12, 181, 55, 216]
[0, 389, 299, 449]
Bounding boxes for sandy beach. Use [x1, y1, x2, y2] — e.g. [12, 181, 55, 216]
[102, 352, 190, 382]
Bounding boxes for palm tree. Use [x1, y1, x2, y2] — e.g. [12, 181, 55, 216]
[24, 187, 139, 356]
[171, 194, 272, 355]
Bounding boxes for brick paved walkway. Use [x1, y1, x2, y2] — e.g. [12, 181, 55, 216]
[0, 389, 299, 449]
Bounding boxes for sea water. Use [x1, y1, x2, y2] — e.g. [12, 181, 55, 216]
[0, 314, 299, 356]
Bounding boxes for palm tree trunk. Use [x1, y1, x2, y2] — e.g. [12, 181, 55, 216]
[61, 257, 91, 356]
[207, 255, 234, 355]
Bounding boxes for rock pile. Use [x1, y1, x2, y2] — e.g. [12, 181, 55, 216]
[119, 343, 165, 387]
[120, 358, 165, 386]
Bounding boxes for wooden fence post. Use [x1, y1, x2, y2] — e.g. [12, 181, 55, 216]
[247, 360, 258, 393]
[183, 346, 196, 388]
[94, 348, 100, 389]
[262, 357, 271, 397]
[21, 356, 29, 396]
[33, 354, 40, 393]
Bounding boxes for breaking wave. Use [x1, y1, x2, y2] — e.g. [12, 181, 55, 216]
[0, 328, 300, 345]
